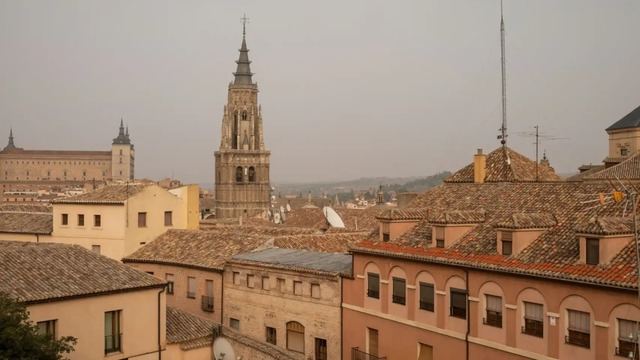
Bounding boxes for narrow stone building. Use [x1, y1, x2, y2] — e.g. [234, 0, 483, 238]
[214, 22, 271, 219]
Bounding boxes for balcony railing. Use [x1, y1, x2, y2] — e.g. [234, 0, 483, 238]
[201, 295, 214, 312]
[419, 300, 434, 312]
[521, 319, 544, 338]
[186, 291, 196, 299]
[616, 340, 638, 359]
[565, 330, 590, 348]
[392, 295, 405, 305]
[366, 289, 379, 299]
[352, 347, 386, 360]
[104, 333, 122, 354]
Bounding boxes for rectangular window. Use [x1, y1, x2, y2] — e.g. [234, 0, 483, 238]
[187, 276, 196, 299]
[315, 338, 328, 360]
[202, 280, 214, 312]
[37, 320, 56, 338]
[450, 288, 467, 319]
[233, 272, 240, 285]
[523, 302, 544, 337]
[266, 326, 277, 345]
[104, 310, 121, 354]
[392, 277, 406, 305]
[94, 214, 101, 227]
[230, 318, 240, 330]
[367, 328, 379, 357]
[294, 281, 303, 296]
[164, 211, 172, 226]
[502, 231, 513, 256]
[382, 233, 390, 242]
[77, 214, 84, 226]
[311, 283, 321, 299]
[61, 213, 68, 225]
[137, 212, 147, 227]
[247, 274, 255, 288]
[586, 238, 599, 265]
[618, 319, 639, 358]
[435, 227, 445, 248]
[566, 309, 590, 348]
[262, 276, 270, 290]
[91, 245, 101, 254]
[419, 282, 434, 312]
[278, 278, 286, 292]
[484, 295, 502, 327]
[367, 273, 380, 299]
[166, 274, 174, 295]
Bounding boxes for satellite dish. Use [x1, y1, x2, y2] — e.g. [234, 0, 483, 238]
[323, 206, 345, 228]
[286, 203, 291, 212]
[280, 207, 287, 222]
[213, 337, 236, 360]
[274, 212, 282, 224]
[280, 205, 285, 214]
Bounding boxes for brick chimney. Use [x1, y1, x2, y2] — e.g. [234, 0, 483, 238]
[474, 148, 486, 184]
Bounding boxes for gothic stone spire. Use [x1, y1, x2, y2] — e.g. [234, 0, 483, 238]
[233, 15, 254, 85]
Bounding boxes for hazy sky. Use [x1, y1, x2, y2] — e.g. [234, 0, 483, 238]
[1, 0, 639, 184]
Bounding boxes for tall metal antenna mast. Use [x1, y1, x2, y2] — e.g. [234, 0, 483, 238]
[241, 14, 250, 38]
[498, 0, 508, 146]
[516, 125, 568, 181]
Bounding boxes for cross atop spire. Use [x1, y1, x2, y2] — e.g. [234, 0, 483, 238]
[233, 14, 254, 85]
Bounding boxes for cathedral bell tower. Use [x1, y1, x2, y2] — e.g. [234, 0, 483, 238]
[214, 19, 271, 219]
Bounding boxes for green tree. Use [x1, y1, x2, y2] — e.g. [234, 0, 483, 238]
[0, 292, 76, 360]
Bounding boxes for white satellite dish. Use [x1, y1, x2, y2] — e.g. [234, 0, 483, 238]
[280, 207, 287, 222]
[213, 337, 236, 360]
[273, 212, 282, 224]
[280, 205, 285, 214]
[323, 206, 345, 228]
[286, 203, 291, 212]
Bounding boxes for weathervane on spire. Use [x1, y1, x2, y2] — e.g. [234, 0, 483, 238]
[241, 14, 250, 38]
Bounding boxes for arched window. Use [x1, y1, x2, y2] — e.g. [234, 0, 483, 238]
[248, 167, 256, 182]
[286, 321, 305, 353]
[235, 167, 244, 183]
[242, 111, 248, 121]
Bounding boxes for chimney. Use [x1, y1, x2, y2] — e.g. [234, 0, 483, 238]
[474, 148, 486, 184]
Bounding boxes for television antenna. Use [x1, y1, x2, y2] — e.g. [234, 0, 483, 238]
[516, 125, 568, 181]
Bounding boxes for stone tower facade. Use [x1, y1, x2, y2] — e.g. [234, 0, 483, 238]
[214, 28, 270, 219]
[111, 119, 135, 181]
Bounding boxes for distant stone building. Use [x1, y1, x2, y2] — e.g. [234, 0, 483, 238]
[0, 121, 134, 200]
[214, 26, 271, 218]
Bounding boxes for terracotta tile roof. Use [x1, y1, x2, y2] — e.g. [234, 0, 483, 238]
[353, 178, 640, 289]
[166, 306, 214, 349]
[52, 184, 149, 204]
[495, 212, 557, 229]
[0, 203, 51, 213]
[0, 211, 52, 234]
[280, 206, 385, 231]
[0, 241, 164, 303]
[584, 152, 640, 181]
[376, 208, 427, 221]
[272, 232, 370, 253]
[428, 209, 486, 224]
[122, 229, 273, 271]
[445, 146, 561, 183]
[231, 248, 352, 276]
[574, 216, 634, 235]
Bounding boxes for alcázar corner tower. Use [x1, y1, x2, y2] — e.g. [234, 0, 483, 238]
[214, 23, 271, 219]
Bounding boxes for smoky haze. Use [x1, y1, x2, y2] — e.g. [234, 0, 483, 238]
[1, 0, 639, 184]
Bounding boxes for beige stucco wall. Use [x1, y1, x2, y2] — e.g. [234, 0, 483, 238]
[0, 152, 112, 182]
[0, 232, 44, 242]
[47, 184, 197, 260]
[111, 144, 134, 181]
[27, 287, 166, 360]
[126, 262, 222, 324]
[223, 263, 342, 360]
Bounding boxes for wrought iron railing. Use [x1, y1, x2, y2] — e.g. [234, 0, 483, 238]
[352, 347, 386, 360]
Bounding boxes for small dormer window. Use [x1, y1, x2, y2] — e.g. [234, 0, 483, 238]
[435, 227, 445, 248]
[621, 147, 629, 157]
[501, 231, 513, 256]
[586, 238, 599, 265]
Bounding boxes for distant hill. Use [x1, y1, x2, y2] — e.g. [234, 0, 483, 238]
[274, 171, 451, 197]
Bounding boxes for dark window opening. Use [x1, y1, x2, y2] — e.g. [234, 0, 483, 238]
[367, 273, 380, 299]
[77, 214, 84, 226]
[450, 288, 467, 319]
[586, 238, 599, 265]
[235, 167, 244, 183]
[248, 166, 256, 182]
[266, 326, 277, 345]
[419, 282, 434, 312]
[392, 277, 406, 305]
[484, 294, 502, 328]
[522, 302, 544, 337]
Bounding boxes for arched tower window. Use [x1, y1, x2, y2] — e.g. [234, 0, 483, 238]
[248, 167, 256, 182]
[286, 321, 305, 353]
[242, 111, 248, 121]
[232, 111, 239, 149]
[235, 167, 244, 183]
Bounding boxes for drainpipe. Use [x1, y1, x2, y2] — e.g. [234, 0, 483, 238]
[465, 269, 470, 360]
[340, 275, 344, 360]
[220, 270, 225, 326]
[157, 285, 166, 360]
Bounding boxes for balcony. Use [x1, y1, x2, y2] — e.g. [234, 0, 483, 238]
[565, 330, 590, 348]
[201, 295, 214, 312]
[352, 347, 386, 360]
[104, 333, 122, 354]
[366, 289, 379, 299]
[392, 295, 406, 305]
[616, 340, 638, 358]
